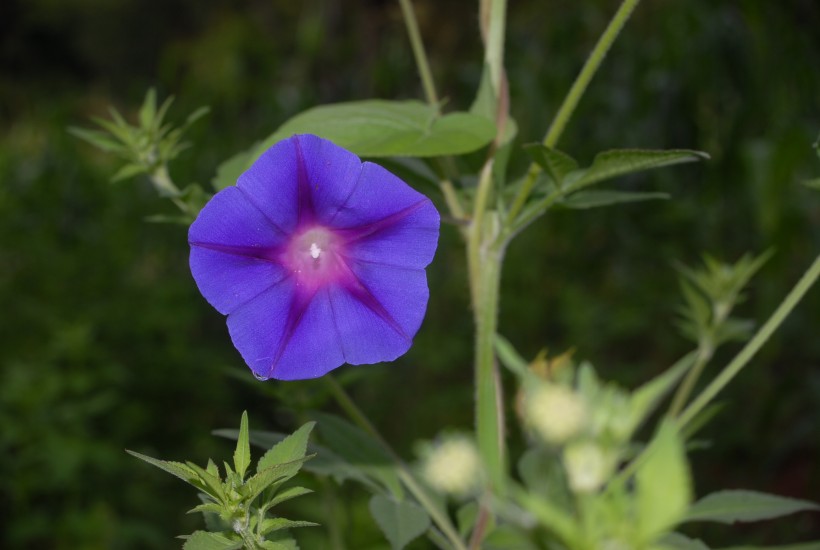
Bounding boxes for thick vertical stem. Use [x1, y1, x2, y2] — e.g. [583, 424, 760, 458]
[472, 240, 506, 494]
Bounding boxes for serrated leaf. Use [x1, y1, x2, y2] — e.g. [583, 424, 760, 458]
[258, 517, 317, 535]
[636, 422, 692, 541]
[263, 486, 313, 511]
[561, 190, 669, 209]
[126, 450, 211, 492]
[313, 412, 403, 498]
[568, 149, 709, 190]
[234, 411, 251, 480]
[185, 461, 228, 503]
[246, 456, 312, 502]
[181, 531, 242, 550]
[187, 502, 223, 515]
[524, 144, 579, 187]
[684, 490, 820, 524]
[257, 422, 315, 474]
[369, 495, 431, 550]
[254, 100, 495, 158]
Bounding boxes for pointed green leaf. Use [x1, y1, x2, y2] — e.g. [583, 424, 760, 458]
[636, 422, 692, 541]
[187, 502, 223, 515]
[262, 486, 313, 511]
[561, 190, 669, 209]
[184, 461, 227, 503]
[68, 126, 127, 153]
[258, 517, 318, 535]
[255, 100, 495, 158]
[181, 531, 242, 550]
[139, 88, 157, 129]
[246, 456, 312, 502]
[259, 540, 298, 550]
[257, 421, 315, 474]
[628, 353, 696, 434]
[684, 490, 820, 524]
[185, 106, 211, 127]
[126, 450, 211, 492]
[524, 144, 579, 186]
[568, 149, 709, 190]
[111, 163, 147, 183]
[369, 495, 431, 550]
[234, 411, 251, 480]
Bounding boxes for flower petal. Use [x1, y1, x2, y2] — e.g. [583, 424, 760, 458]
[342, 199, 440, 270]
[189, 185, 286, 249]
[330, 261, 430, 365]
[227, 283, 346, 381]
[327, 161, 438, 228]
[190, 248, 288, 315]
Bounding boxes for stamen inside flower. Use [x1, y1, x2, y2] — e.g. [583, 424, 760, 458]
[282, 226, 348, 290]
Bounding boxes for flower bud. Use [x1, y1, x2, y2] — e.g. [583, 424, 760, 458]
[423, 437, 482, 496]
[525, 383, 587, 444]
[563, 441, 609, 493]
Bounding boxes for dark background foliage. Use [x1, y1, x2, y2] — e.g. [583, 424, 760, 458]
[1, 0, 818, 547]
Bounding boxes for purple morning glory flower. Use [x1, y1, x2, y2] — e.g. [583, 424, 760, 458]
[189, 134, 440, 381]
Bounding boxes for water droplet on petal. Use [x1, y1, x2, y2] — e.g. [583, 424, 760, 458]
[253, 372, 269, 381]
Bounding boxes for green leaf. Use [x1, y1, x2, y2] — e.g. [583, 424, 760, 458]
[246, 456, 312, 502]
[212, 148, 255, 191]
[181, 531, 242, 550]
[524, 144, 579, 187]
[259, 540, 299, 550]
[368, 494, 431, 550]
[182, 531, 242, 550]
[628, 353, 696, 435]
[636, 422, 692, 541]
[715, 544, 820, 550]
[658, 532, 710, 550]
[258, 517, 318, 535]
[684, 490, 820, 525]
[255, 100, 496, 158]
[568, 149, 709, 190]
[68, 126, 127, 153]
[139, 88, 157, 130]
[185, 461, 228, 503]
[234, 411, 251, 480]
[111, 163, 148, 183]
[126, 450, 209, 492]
[187, 502, 223, 515]
[561, 190, 669, 209]
[257, 421, 316, 474]
[262, 486, 313, 510]
[803, 178, 820, 190]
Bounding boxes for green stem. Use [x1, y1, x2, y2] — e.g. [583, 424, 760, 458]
[505, 0, 641, 225]
[397, 0, 440, 107]
[484, 0, 507, 95]
[472, 241, 506, 494]
[325, 377, 467, 550]
[667, 342, 713, 418]
[678, 255, 820, 427]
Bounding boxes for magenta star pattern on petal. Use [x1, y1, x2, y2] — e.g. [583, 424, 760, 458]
[188, 134, 440, 380]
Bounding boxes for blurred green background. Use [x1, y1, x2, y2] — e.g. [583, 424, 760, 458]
[1, 0, 819, 548]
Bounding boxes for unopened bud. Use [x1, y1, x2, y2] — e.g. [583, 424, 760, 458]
[423, 437, 482, 496]
[563, 441, 609, 493]
[525, 384, 587, 444]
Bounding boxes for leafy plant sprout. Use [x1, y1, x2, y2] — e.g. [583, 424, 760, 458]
[73, 0, 820, 548]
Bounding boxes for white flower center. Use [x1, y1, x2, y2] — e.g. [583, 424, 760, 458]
[309, 242, 322, 259]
